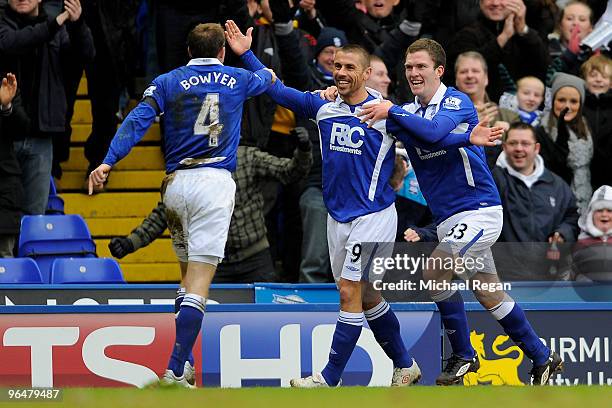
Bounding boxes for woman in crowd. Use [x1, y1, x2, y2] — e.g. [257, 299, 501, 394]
[537, 72, 593, 212]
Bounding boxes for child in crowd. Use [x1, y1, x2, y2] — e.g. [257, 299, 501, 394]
[499, 76, 546, 126]
[580, 55, 612, 190]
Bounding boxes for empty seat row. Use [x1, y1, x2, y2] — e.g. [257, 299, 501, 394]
[18, 214, 97, 282]
[0, 258, 125, 284]
[12, 213, 126, 284]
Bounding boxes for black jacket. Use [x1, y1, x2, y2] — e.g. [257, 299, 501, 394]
[0, 94, 28, 234]
[240, 20, 281, 148]
[493, 165, 579, 243]
[584, 90, 612, 190]
[493, 164, 579, 280]
[0, 8, 94, 134]
[449, 13, 549, 102]
[82, 0, 140, 86]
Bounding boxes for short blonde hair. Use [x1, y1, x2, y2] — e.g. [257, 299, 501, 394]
[517, 76, 545, 92]
[581, 55, 612, 81]
[455, 51, 487, 75]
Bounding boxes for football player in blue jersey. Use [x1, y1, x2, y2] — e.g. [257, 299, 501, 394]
[225, 20, 502, 388]
[88, 23, 276, 388]
[353, 38, 564, 386]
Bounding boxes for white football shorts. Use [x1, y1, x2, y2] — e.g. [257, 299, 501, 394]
[436, 206, 503, 278]
[162, 167, 236, 264]
[327, 203, 397, 283]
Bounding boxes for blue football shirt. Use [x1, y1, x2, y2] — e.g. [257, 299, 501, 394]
[103, 57, 274, 173]
[240, 51, 476, 223]
[386, 84, 502, 224]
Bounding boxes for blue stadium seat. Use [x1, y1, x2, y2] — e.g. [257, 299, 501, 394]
[18, 215, 97, 282]
[47, 177, 65, 215]
[50, 258, 126, 284]
[0, 258, 43, 284]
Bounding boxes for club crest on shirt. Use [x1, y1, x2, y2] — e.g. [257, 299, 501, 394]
[443, 96, 462, 110]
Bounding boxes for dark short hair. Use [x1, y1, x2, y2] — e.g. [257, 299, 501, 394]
[336, 44, 371, 69]
[187, 23, 225, 59]
[406, 38, 446, 68]
[504, 121, 537, 142]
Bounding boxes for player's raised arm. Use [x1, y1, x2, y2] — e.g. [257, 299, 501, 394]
[224, 20, 323, 119]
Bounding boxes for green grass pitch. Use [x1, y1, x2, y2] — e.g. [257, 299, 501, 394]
[13, 386, 611, 408]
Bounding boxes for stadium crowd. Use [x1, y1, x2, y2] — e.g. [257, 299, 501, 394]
[0, 0, 611, 283]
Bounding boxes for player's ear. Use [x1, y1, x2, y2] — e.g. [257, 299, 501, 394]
[436, 65, 445, 79]
[363, 66, 372, 81]
[218, 46, 226, 63]
[187, 46, 193, 59]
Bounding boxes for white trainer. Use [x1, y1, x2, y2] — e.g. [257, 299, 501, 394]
[290, 372, 341, 388]
[391, 359, 422, 386]
[160, 369, 195, 389]
[184, 361, 196, 387]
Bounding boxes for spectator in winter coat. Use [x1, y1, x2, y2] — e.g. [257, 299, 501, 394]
[572, 185, 612, 281]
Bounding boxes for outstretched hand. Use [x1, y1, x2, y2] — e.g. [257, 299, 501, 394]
[88, 164, 111, 195]
[0, 73, 17, 107]
[469, 118, 504, 147]
[224, 20, 253, 56]
[358, 100, 394, 128]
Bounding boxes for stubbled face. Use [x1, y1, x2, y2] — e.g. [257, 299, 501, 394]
[405, 50, 444, 104]
[480, 0, 509, 22]
[503, 128, 540, 175]
[363, 0, 399, 19]
[455, 57, 488, 98]
[593, 208, 612, 233]
[333, 51, 370, 99]
[9, 0, 40, 16]
[585, 68, 611, 96]
[560, 3, 593, 44]
[517, 79, 545, 112]
[553, 86, 581, 122]
[317, 46, 337, 74]
[366, 60, 391, 98]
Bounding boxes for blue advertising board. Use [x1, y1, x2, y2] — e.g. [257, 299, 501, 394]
[447, 306, 612, 386]
[200, 304, 441, 386]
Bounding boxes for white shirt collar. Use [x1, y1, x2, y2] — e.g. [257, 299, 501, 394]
[187, 58, 223, 66]
[333, 87, 383, 107]
[414, 83, 447, 109]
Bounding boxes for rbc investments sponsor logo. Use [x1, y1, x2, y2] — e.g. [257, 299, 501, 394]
[330, 123, 364, 155]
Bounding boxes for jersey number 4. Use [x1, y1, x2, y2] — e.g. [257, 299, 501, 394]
[194, 93, 224, 147]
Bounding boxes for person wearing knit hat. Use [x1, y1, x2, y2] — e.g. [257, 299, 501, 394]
[550, 72, 586, 104]
[311, 27, 348, 86]
[536, 72, 593, 213]
[573, 185, 612, 281]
